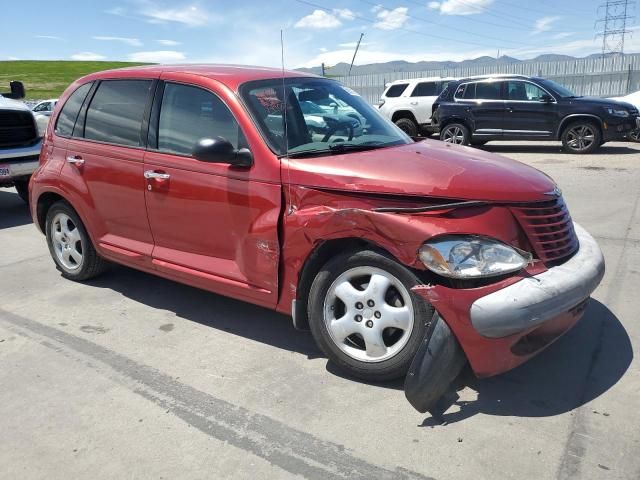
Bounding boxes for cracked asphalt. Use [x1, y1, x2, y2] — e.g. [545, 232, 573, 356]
[1, 141, 639, 479]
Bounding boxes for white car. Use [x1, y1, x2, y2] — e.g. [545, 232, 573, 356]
[32, 98, 58, 116]
[610, 91, 640, 141]
[377, 77, 457, 137]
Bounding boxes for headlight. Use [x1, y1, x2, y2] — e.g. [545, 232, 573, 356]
[606, 106, 630, 117]
[418, 236, 531, 279]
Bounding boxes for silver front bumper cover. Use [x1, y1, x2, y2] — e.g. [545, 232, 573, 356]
[470, 223, 605, 338]
[0, 140, 42, 161]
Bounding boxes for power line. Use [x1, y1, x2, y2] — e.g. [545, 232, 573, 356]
[596, 0, 635, 56]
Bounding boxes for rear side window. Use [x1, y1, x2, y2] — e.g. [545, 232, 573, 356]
[158, 82, 245, 156]
[411, 82, 438, 97]
[384, 83, 408, 98]
[475, 82, 503, 100]
[55, 83, 93, 137]
[84, 80, 153, 147]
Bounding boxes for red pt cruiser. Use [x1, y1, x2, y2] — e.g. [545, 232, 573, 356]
[30, 65, 605, 412]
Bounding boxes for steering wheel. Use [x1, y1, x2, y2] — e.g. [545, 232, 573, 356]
[321, 116, 355, 142]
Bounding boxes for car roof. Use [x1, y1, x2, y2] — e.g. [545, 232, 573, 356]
[75, 64, 320, 92]
[388, 76, 457, 86]
[455, 74, 533, 83]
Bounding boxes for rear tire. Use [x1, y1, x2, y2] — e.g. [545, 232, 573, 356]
[394, 117, 418, 137]
[440, 123, 470, 146]
[14, 179, 29, 204]
[308, 249, 433, 381]
[45, 201, 107, 281]
[561, 121, 602, 154]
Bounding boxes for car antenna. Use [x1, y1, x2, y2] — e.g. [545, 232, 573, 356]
[281, 29, 294, 215]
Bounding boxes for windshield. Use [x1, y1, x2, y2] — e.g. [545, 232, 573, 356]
[239, 77, 411, 156]
[537, 79, 577, 98]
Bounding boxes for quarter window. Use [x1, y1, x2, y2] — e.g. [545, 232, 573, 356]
[384, 83, 409, 98]
[55, 83, 93, 137]
[475, 81, 503, 100]
[84, 80, 153, 147]
[411, 82, 438, 97]
[158, 83, 245, 156]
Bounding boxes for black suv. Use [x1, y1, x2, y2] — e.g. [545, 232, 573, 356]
[432, 75, 640, 153]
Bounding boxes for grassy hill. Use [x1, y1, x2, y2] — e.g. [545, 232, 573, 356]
[0, 61, 150, 100]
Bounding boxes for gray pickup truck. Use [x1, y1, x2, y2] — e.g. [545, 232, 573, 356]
[0, 81, 44, 203]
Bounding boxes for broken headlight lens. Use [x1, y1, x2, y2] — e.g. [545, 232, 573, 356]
[419, 236, 530, 279]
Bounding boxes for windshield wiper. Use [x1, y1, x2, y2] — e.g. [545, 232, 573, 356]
[286, 143, 385, 158]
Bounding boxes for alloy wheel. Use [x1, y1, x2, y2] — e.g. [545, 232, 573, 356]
[566, 125, 595, 151]
[442, 126, 465, 144]
[51, 213, 84, 272]
[630, 129, 640, 142]
[322, 266, 415, 363]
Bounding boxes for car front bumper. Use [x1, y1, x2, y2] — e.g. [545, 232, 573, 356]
[0, 140, 41, 185]
[603, 115, 640, 140]
[411, 222, 605, 377]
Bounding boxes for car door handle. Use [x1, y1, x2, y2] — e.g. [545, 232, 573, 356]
[66, 155, 85, 166]
[410, 101, 418, 105]
[144, 170, 170, 180]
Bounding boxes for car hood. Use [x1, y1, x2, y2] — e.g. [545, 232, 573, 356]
[286, 140, 557, 203]
[0, 95, 31, 112]
[570, 95, 637, 110]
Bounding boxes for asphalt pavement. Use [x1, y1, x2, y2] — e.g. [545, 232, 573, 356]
[1, 140, 638, 479]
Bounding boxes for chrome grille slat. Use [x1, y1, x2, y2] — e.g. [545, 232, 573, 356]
[510, 196, 579, 264]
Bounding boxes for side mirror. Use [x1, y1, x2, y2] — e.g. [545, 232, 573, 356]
[539, 94, 554, 103]
[1, 81, 25, 99]
[192, 137, 253, 168]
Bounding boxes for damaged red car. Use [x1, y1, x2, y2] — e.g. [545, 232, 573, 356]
[30, 65, 605, 412]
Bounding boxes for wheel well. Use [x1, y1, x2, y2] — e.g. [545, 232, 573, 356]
[293, 238, 383, 330]
[439, 117, 471, 133]
[36, 192, 65, 233]
[558, 115, 603, 139]
[391, 110, 417, 124]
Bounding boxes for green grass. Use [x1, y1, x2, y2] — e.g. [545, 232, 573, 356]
[0, 61, 151, 100]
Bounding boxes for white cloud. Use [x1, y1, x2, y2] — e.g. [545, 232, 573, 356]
[127, 50, 186, 63]
[319, 47, 328, 52]
[105, 6, 127, 16]
[339, 41, 372, 48]
[35, 35, 63, 40]
[295, 10, 342, 29]
[157, 39, 181, 46]
[93, 36, 143, 47]
[533, 16, 561, 34]
[335, 8, 355, 20]
[71, 52, 106, 61]
[7, 56, 20, 61]
[434, 0, 493, 16]
[373, 7, 409, 30]
[553, 32, 575, 40]
[141, 4, 210, 26]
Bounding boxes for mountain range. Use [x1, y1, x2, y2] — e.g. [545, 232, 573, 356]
[297, 53, 614, 76]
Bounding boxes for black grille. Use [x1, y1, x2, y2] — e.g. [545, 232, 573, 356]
[0, 110, 37, 147]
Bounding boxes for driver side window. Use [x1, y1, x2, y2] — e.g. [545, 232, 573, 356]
[158, 83, 246, 156]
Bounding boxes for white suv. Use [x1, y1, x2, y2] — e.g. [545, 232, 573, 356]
[378, 77, 456, 137]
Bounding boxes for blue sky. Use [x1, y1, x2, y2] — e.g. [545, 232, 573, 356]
[1, 0, 637, 68]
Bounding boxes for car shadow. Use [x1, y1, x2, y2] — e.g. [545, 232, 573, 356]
[87, 265, 631, 425]
[479, 143, 638, 155]
[419, 300, 632, 426]
[0, 190, 32, 229]
[85, 264, 323, 359]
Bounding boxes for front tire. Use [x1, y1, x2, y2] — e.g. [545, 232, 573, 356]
[308, 249, 434, 381]
[440, 123, 470, 145]
[45, 201, 107, 281]
[14, 179, 29, 204]
[629, 129, 640, 142]
[561, 121, 602, 154]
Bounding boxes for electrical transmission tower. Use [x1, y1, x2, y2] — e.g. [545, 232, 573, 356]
[596, 0, 635, 57]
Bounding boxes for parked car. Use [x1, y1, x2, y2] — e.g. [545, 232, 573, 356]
[433, 75, 640, 153]
[30, 66, 605, 412]
[378, 77, 456, 137]
[0, 81, 44, 203]
[609, 90, 640, 141]
[32, 98, 58, 116]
